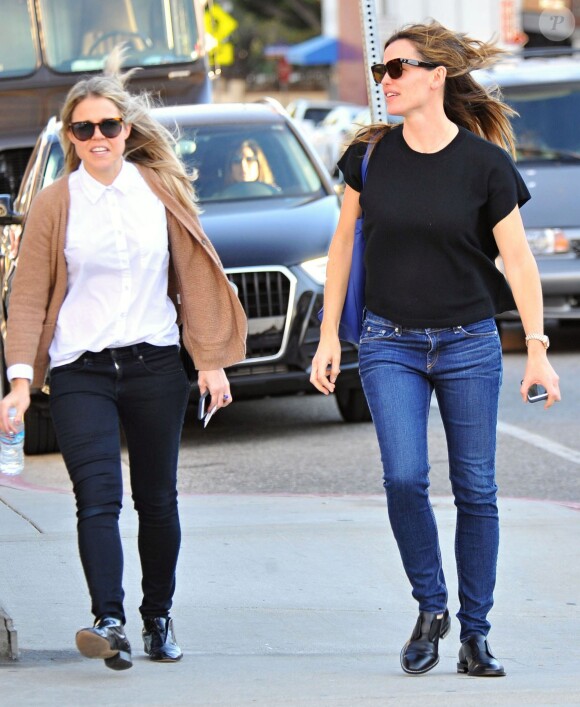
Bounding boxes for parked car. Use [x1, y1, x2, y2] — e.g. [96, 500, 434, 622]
[285, 98, 346, 127]
[0, 101, 370, 454]
[308, 103, 367, 175]
[473, 52, 580, 322]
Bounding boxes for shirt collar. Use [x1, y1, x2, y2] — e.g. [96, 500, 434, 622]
[78, 160, 139, 203]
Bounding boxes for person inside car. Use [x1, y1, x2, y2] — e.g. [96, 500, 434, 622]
[226, 139, 274, 185]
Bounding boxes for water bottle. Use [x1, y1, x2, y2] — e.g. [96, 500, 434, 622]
[0, 407, 25, 476]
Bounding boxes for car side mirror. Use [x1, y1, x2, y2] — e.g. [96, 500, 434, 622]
[0, 194, 23, 225]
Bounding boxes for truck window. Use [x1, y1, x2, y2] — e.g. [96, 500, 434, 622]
[505, 85, 580, 161]
[0, 0, 209, 200]
[38, 0, 201, 73]
[0, 0, 37, 78]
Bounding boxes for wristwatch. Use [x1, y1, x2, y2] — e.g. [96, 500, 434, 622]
[525, 333, 550, 349]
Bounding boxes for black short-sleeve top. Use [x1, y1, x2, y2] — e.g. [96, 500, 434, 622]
[337, 125, 531, 327]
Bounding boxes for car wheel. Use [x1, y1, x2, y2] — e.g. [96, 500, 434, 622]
[335, 385, 372, 423]
[23, 405, 59, 455]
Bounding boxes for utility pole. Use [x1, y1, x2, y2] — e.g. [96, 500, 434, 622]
[358, 0, 387, 122]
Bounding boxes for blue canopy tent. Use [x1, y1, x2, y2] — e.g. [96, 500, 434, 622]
[286, 35, 338, 66]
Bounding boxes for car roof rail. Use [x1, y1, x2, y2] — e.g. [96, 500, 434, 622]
[517, 46, 580, 60]
[254, 96, 288, 115]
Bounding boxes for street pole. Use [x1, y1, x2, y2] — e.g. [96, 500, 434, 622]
[358, 0, 387, 122]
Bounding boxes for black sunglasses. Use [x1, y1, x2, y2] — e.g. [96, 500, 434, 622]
[232, 154, 258, 165]
[69, 117, 124, 141]
[371, 58, 440, 84]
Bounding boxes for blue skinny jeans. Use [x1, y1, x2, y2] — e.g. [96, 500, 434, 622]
[358, 311, 502, 641]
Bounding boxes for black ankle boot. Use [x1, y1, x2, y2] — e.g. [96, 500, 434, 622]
[457, 635, 506, 676]
[400, 609, 451, 675]
[142, 617, 183, 662]
[75, 616, 132, 671]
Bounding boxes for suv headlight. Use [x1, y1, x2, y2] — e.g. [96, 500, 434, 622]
[525, 228, 570, 255]
[301, 256, 327, 285]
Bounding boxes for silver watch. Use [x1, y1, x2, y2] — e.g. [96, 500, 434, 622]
[525, 333, 550, 349]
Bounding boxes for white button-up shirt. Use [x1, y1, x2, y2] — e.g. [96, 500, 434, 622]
[8, 160, 180, 381]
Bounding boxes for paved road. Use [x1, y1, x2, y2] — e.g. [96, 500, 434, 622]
[12, 321, 580, 505]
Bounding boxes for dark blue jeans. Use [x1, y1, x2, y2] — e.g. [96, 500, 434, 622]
[358, 311, 502, 641]
[49, 343, 190, 624]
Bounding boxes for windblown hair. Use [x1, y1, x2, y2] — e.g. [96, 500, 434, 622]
[59, 47, 198, 213]
[357, 21, 517, 157]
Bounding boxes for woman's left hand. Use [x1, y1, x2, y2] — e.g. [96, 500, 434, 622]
[520, 353, 561, 409]
[198, 369, 232, 413]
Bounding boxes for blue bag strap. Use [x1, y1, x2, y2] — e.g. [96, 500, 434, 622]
[359, 133, 379, 211]
[361, 132, 380, 187]
[361, 143, 372, 185]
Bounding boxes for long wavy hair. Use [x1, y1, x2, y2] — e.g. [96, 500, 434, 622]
[357, 21, 517, 157]
[59, 47, 198, 213]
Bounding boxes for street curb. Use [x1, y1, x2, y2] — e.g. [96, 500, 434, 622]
[0, 605, 18, 660]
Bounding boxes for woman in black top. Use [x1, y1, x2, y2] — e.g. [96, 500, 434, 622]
[311, 21, 560, 677]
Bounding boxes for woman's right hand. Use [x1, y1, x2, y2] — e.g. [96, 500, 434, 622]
[0, 379, 31, 433]
[310, 331, 342, 395]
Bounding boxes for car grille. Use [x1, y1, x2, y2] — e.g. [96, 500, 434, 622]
[226, 267, 296, 362]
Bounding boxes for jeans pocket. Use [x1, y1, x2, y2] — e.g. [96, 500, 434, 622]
[360, 319, 399, 344]
[137, 346, 184, 375]
[456, 318, 498, 338]
[50, 357, 87, 376]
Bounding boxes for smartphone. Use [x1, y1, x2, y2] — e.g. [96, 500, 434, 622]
[197, 390, 210, 420]
[527, 383, 548, 403]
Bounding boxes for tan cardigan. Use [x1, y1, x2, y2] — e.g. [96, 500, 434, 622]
[6, 165, 247, 388]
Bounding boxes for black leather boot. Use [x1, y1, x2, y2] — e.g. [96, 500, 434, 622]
[142, 617, 183, 662]
[400, 609, 451, 675]
[457, 635, 506, 676]
[75, 616, 132, 670]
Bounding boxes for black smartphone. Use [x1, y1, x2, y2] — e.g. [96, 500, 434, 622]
[527, 383, 548, 403]
[197, 390, 210, 419]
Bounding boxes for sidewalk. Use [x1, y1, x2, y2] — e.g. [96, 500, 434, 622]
[1, 463, 580, 706]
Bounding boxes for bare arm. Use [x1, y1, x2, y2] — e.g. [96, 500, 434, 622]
[310, 186, 362, 394]
[493, 206, 561, 408]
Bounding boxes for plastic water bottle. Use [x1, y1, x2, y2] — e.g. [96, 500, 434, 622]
[0, 407, 25, 476]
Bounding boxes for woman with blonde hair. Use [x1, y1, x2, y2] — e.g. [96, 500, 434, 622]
[0, 51, 246, 670]
[311, 21, 560, 677]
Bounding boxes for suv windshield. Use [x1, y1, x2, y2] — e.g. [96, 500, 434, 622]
[505, 84, 580, 162]
[0, 0, 37, 78]
[38, 0, 201, 74]
[174, 123, 324, 202]
[41, 122, 324, 202]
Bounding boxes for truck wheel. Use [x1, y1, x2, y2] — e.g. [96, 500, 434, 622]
[24, 406, 59, 455]
[335, 385, 372, 423]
